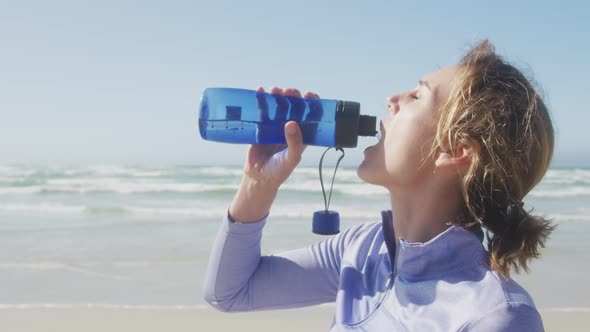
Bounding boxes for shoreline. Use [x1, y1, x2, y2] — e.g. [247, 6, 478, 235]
[0, 307, 588, 332]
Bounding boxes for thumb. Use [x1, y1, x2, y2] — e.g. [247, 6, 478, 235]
[284, 121, 305, 167]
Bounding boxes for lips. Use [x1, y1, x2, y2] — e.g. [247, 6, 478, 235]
[371, 121, 385, 144]
[364, 121, 384, 155]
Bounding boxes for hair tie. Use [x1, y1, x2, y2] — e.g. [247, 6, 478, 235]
[506, 200, 524, 225]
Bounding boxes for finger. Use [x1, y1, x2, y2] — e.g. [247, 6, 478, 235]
[306, 95, 324, 121]
[303, 91, 319, 99]
[269, 86, 282, 95]
[288, 94, 305, 122]
[283, 88, 302, 98]
[256, 88, 270, 121]
[284, 121, 304, 167]
[274, 93, 289, 121]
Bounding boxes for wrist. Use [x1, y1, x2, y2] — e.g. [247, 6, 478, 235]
[229, 178, 279, 223]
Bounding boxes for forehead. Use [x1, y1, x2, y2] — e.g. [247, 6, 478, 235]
[422, 65, 459, 104]
[423, 65, 459, 88]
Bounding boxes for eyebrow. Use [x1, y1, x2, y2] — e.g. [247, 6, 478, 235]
[419, 80, 432, 91]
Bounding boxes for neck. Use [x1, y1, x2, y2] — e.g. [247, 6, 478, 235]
[387, 178, 464, 244]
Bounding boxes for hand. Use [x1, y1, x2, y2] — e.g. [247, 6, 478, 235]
[243, 86, 320, 189]
[229, 86, 319, 222]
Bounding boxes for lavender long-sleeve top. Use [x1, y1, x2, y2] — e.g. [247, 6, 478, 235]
[202, 211, 544, 331]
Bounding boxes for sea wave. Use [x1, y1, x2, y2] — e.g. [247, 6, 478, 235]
[292, 167, 360, 180]
[0, 165, 360, 180]
[0, 178, 384, 196]
[43, 178, 239, 194]
[543, 169, 590, 185]
[2, 202, 585, 225]
[1, 165, 587, 179]
[85, 165, 166, 177]
[1, 166, 588, 198]
[529, 186, 590, 198]
[0, 180, 239, 195]
[0, 166, 37, 177]
[0, 186, 41, 195]
[187, 167, 244, 177]
[282, 181, 388, 196]
[0, 202, 386, 220]
[0, 203, 82, 214]
[0, 165, 168, 180]
[548, 211, 590, 223]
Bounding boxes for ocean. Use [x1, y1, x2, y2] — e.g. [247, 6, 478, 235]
[1, 165, 589, 311]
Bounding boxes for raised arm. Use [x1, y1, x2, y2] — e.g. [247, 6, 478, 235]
[203, 87, 348, 311]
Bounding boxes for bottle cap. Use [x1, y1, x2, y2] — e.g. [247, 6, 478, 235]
[335, 101, 377, 148]
[358, 115, 377, 136]
[312, 210, 340, 235]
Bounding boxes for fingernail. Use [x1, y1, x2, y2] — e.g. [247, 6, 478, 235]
[287, 125, 297, 136]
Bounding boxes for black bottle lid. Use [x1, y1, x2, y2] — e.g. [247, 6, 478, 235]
[358, 115, 377, 137]
[334, 101, 377, 148]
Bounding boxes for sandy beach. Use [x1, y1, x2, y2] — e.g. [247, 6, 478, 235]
[2, 166, 590, 331]
[1, 307, 589, 332]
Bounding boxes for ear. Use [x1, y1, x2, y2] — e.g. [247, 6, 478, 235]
[434, 141, 477, 172]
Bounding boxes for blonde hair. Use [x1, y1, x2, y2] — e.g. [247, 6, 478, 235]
[435, 40, 555, 277]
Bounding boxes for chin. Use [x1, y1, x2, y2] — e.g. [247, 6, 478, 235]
[357, 161, 384, 186]
[356, 161, 367, 181]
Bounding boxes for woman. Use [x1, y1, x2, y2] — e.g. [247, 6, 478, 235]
[202, 41, 554, 331]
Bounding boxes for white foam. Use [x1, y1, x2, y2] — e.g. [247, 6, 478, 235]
[0, 186, 41, 195]
[543, 169, 590, 185]
[1, 178, 383, 196]
[0, 202, 83, 214]
[548, 210, 590, 223]
[0, 202, 213, 217]
[127, 206, 225, 218]
[192, 167, 244, 176]
[293, 167, 360, 180]
[0, 166, 36, 177]
[58, 165, 164, 178]
[0, 202, 385, 220]
[10, 178, 240, 195]
[281, 179, 388, 196]
[269, 207, 384, 220]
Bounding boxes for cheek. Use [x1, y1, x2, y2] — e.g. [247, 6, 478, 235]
[383, 116, 437, 175]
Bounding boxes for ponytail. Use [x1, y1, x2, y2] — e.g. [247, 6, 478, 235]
[485, 201, 555, 277]
[465, 189, 555, 278]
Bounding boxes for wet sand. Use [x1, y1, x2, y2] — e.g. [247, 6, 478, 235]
[0, 307, 588, 331]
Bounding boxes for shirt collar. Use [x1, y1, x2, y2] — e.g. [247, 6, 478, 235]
[381, 210, 487, 281]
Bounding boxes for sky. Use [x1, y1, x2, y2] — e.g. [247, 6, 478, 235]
[0, 0, 588, 167]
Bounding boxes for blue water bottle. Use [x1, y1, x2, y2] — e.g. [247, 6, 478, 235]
[199, 88, 377, 148]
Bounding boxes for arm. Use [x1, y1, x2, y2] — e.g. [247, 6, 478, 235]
[202, 213, 362, 312]
[459, 303, 544, 332]
[202, 87, 333, 312]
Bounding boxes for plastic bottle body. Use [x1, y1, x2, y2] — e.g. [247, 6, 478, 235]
[199, 88, 339, 147]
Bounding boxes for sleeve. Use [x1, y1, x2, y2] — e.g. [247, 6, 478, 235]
[201, 212, 365, 312]
[459, 302, 545, 332]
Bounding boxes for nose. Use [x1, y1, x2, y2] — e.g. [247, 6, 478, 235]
[386, 94, 400, 114]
